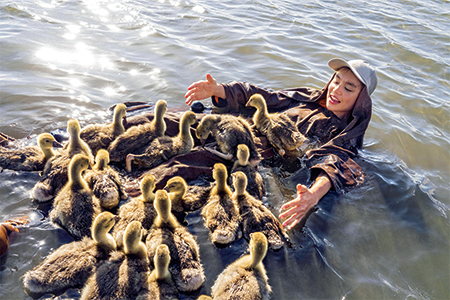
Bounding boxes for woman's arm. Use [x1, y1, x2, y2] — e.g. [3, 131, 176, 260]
[279, 171, 332, 230]
[186, 74, 314, 114]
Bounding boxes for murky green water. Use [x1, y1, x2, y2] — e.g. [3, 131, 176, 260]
[1, 0, 449, 299]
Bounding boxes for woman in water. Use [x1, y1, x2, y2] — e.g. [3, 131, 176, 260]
[185, 58, 378, 230]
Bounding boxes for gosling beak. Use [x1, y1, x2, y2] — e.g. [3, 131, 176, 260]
[245, 100, 251, 107]
[163, 186, 169, 192]
[122, 116, 128, 127]
[114, 215, 121, 222]
[200, 138, 206, 147]
[52, 140, 63, 148]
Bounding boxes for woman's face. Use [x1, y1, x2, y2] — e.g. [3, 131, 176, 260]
[326, 68, 363, 119]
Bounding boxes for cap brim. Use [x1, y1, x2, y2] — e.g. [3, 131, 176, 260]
[328, 58, 366, 87]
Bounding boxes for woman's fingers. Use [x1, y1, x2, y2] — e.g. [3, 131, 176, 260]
[280, 198, 298, 211]
[281, 212, 300, 229]
[279, 204, 298, 219]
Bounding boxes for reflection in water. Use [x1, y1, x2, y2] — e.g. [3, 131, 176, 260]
[35, 43, 95, 67]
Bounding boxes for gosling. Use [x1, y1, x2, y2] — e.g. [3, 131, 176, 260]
[230, 144, 265, 200]
[201, 163, 241, 245]
[23, 212, 119, 297]
[126, 111, 196, 173]
[196, 114, 260, 163]
[108, 100, 167, 163]
[80, 220, 149, 300]
[79, 103, 127, 156]
[31, 119, 94, 201]
[211, 232, 272, 300]
[113, 174, 157, 249]
[164, 175, 211, 213]
[0, 132, 62, 172]
[140, 244, 179, 300]
[49, 154, 102, 240]
[232, 171, 289, 251]
[83, 149, 127, 210]
[146, 190, 205, 292]
[246, 94, 305, 156]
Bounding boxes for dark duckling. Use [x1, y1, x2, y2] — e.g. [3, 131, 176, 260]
[201, 163, 241, 245]
[31, 119, 94, 202]
[164, 176, 211, 213]
[146, 190, 205, 292]
[83, 149, 127, 210]
[78, 103, 127, 156]
[80, 220, 149, 300]
[112, 174, 157, 249]
[211, 232, 272, 300]
[126, 111, 196, 173]
[49, 154, 102, 240]
[232, 171, 289, 251]
[230, 144, 265, 200]
[23, 212, 119, 297]
[108, 100, 167, 163]
[246, 94, 305, 156]
[196, 114, 260, 163]
[0, 133, 62, 172]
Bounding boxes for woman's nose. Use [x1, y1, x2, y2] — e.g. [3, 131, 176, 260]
[333, 83, 343, 95]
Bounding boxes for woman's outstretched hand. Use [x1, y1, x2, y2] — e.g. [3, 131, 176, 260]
[279, 184, 319, 230]
[185, 74, 224, 106]
[279, 172, 332, 230]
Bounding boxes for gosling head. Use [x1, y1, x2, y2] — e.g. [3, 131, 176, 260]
[236, 144, 250, 166]
[113, 104, 127, 132]
[155, 100, 168, 116]
[164, 176, 187, 198]
[92, 211, 120, 249]
[249, 232, 268, 268]
[140, 174, 156, 203]
[181, 111, 197, 127]
[195, 115, 218, 143]
[93, 149, 110, 171]
[38, 133, 62, 159]
[123, 221, 147, 259]
[38, 133, 62, 150]
[245, 94, 266, 110]
[114, 103, 127, 119]
[232, 171, 247, 197]
[154, 189, 171, 220]
[154, 244, 171, 280]
[92, 211, 120, 238]
[67, 119, 81, 138]
[213, 163, 228, 184]
[69, 153, 90, 175]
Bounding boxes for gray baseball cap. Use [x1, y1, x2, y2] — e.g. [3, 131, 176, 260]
[328, 58, 378, 95]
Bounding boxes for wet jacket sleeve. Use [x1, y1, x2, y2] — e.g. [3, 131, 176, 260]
[307, 145, 364, 192]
